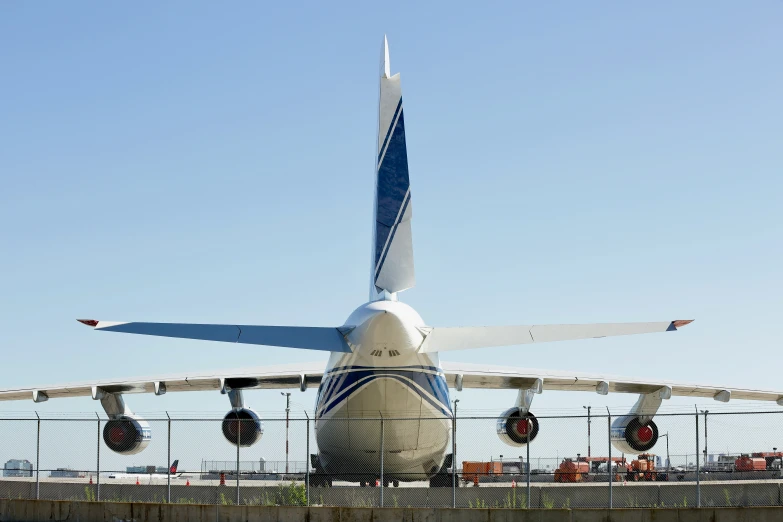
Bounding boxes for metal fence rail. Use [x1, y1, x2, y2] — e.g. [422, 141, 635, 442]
[1, 410, 782, 508]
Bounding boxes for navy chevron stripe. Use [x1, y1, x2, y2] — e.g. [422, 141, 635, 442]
[318, 374, 450, 418]
[316, 368, 451, 418]
[378, 98, 403, 164]
[374, 191, 410, 280]
[326, 364, 443, 374]
[374, 101, 411, 289]
[375, 108, 409, 228]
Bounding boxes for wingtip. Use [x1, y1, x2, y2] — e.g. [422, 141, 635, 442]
[77, 319, 99, 327]
[668, 319, 694, 331]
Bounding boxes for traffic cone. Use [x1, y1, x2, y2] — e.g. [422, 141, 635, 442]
[219, 472, 226, 486]
[375, 479, 379, 487]
[136, 477, 140, 485]
[186, 479, 190, 486]
[89, 476, 93, 485]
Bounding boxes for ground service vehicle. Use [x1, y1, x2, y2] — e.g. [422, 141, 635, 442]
[734, 456, 767, 472]
[555, 457, 627, 482]
[627, 453, 667, 481]
[462, 461, 502, 485]
[554, 459, 590, 483]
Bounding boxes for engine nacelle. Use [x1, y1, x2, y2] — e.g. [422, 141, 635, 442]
[222, 408, 264, 447]
[103, 415, 151, 455]
[496, 408, 539, 447]
[610, 415, 659, 454]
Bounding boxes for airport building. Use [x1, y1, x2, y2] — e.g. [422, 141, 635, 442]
[126, 465, 169, 474]
[3, 459, 33, 477]
[49, 468, 83, 478]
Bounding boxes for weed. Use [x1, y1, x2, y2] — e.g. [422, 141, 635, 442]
[468, 498, 487, 508]
[723, 488, 734, 507]
[502, 490, 527, 509]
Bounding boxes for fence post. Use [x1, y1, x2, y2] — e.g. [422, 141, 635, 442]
[526, 423, 531, 508]
[379, 414, 384, 508]
[166, 412, 171, 503]
[236, 418, 241, 506]
[607, 411, 612, 509]
[96, 413, 101, 501]
[451, 405, 457, 508]
[305, 412, 310, 507]
[35, 413, 40, 500]
[700, 408, 701, 507]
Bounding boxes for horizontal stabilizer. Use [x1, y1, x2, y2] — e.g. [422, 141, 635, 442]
[78, 320, 351, 353]
[419, 320, 692, 353]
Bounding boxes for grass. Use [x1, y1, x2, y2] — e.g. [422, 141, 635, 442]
[502, 490, 527, 509]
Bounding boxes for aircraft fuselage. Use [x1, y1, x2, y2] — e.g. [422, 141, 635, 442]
[314, 301, 452, 481]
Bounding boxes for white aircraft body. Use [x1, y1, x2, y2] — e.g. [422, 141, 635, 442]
[2, 37, 782, 487]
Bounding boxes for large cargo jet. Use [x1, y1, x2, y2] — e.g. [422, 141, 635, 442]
[1, 37, 780, 486]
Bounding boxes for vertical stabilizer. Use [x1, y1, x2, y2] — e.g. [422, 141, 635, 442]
[370, 36, 415, 300]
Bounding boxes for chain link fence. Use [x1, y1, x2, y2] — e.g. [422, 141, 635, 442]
[1, 411, 782, 508]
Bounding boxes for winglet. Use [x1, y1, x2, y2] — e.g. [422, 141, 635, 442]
[667, 319, 694, 331]
[77, 319, 99, 327]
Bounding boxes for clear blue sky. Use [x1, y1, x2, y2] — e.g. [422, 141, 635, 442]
[1, 0, 781, 430]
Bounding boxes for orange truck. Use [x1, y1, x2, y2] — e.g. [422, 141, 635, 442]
[735, 456, 767, 472]
[554, 459, 590, 483]
[555, 457, 627, 483]
[462, 461, 502, 485]
[627, 453, 667, 481]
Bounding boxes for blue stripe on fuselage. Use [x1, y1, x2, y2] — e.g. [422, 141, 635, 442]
[316, 366, 451, 419]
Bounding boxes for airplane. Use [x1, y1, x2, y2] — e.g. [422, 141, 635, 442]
[106, 460, 179, 481]
[2, 36, 782, 488]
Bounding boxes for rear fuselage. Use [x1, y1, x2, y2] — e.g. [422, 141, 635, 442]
[314, 301, 452, 481]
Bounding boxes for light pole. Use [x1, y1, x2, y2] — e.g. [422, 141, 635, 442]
[281, 392, 291, 475]
[583, 406, 591, 458]
[700, 409, 709, 466]
[660, 433, 670, 470]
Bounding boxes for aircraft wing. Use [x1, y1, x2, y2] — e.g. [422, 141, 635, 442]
[76, 320, 351, 353]
[419, 320, 693, 353]
[440, 361, 783, 403]
[0, 362, 326, 403]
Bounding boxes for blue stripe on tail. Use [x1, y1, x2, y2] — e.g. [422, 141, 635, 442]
[374, 104, 411, 283]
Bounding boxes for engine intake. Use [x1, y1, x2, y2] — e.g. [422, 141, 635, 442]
[103, 415, 151, 455]
[222, 408, 264, 447]
[496, 408, 539, 447]
[611, 416, 659, 454]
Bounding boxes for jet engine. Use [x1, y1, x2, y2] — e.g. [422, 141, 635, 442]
[610, 415, 658, 454]
[103, 415, 151, 455]
[222, 408, 264, 447]
[496, 408, 539, 447]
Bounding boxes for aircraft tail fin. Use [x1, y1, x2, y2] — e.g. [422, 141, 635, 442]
[371, 36, 415, 299]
